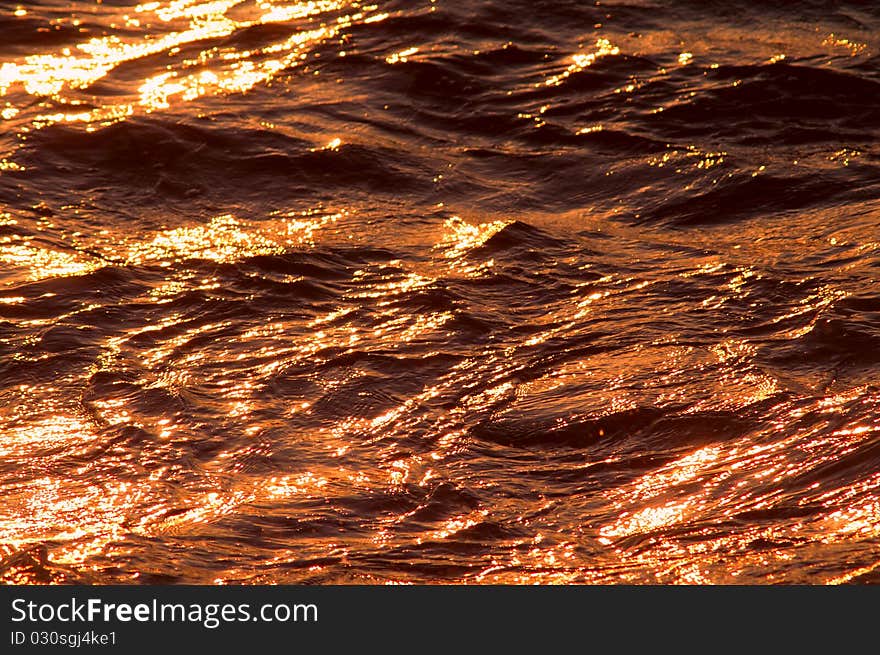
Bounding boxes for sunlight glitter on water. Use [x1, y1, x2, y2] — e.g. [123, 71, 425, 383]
[2, 0, 880, 586]
[0, 0, 372, 128]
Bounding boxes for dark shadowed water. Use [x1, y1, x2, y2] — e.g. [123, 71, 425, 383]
[1, 0, 880, 584]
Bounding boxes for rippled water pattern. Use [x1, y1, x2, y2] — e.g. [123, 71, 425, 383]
[1, 0, 880, 584]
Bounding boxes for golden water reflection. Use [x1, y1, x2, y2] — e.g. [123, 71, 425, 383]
[0, 0, 878, 582]
[3, 224, 880, 584]
[0, 210, 341, 284]
[0, 0, 378, 129]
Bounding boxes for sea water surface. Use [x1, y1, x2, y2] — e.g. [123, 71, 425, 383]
[1, 0, 880, 584]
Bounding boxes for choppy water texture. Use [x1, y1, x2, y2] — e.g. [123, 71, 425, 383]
[1, 0, 880, 584]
